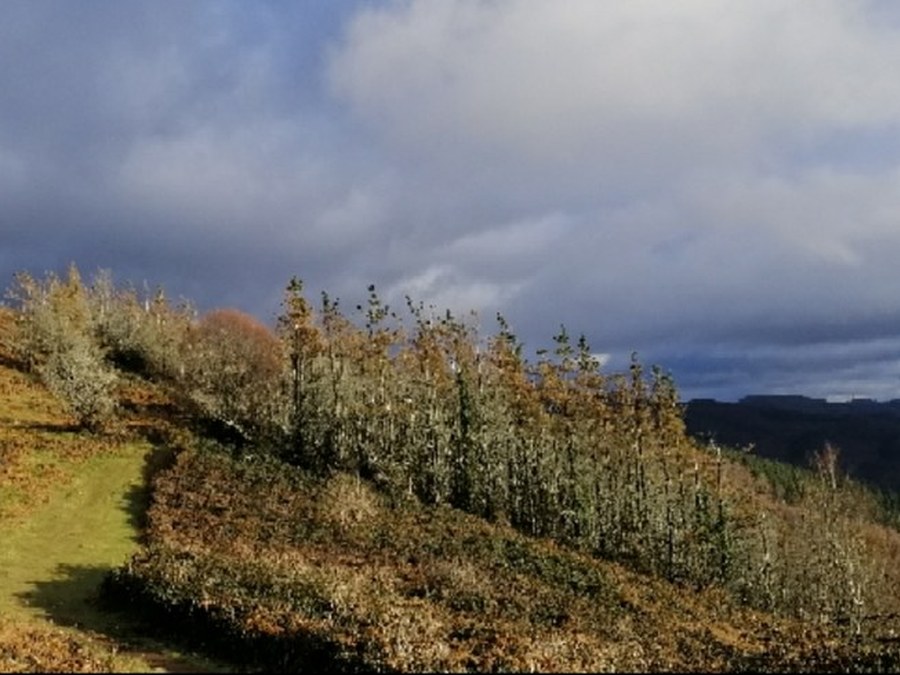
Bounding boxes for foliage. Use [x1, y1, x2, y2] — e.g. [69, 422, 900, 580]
[178, 308, 285, 445]
[6, 264, 900, 671]
[725, 446, 810, 504]
[0, 618, 125, 673]
[5, 266, 118, 431]
[263, 281, 740, 594]
[106, 442, 900, 672]
[0, 350, 239, 673]
[87, 269, 195, 382]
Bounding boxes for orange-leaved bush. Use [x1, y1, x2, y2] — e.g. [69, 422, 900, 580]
[179, 308, 285, 445]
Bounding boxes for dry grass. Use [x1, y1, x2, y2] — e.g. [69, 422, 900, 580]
[113, 441, 900, 672]
[0, 345, 233, 673]
[0, 617, 130, 673]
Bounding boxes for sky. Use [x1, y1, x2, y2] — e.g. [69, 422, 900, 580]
[4, 0, 900, 402]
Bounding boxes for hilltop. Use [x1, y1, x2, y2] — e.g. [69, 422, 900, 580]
[2, 265, 900, 672]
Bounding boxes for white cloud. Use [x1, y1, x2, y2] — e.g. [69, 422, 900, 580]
[326, 2, 900, 370]
[330, 0, 900, 173]
[313, 185, 394, 249]
[444, 213, 570, 271]
[385, 264, 524, 321]
[117, 125, 303, 223]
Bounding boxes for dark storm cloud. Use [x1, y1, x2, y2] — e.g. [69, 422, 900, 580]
[0, 0, 380, 317]
[5, 0, 900, 402]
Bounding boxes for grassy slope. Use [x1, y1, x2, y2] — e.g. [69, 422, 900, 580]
[0, 355, 230, 673]
[117, 444, 891, 672]
[0, 442, 144, 621]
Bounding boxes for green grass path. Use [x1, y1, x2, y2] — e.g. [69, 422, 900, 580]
[0, 443, 145, 624]
[0, 441, 228, 672]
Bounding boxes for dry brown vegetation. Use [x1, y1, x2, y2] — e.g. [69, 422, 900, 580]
[0, 354, 131, 670]
[4, 265, 900, 672]
[0, 308, 227, 673]
[0, 618, 125, 673]
[104, 442, 900, 672]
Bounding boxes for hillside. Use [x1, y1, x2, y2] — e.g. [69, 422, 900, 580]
[3, 266, 900, 672]
[685, 396, 900, 493]
[0, 309, 228, 672]
[102, 439, 892, 672]
[0, 356, 889, 673]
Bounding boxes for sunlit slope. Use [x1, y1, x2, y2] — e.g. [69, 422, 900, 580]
[108, 444, 900, 672]
[0, 322, 230, 673]
[0, 443, 145, 622]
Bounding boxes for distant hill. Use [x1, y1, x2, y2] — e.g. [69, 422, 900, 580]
[685, 395, 900, 493]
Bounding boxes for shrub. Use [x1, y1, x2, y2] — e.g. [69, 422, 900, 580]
[6, 265, 118, 431]
[178, 308, 286, 445]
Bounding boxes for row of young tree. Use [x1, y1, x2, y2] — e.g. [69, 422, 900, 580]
[3, 264, 892, 634]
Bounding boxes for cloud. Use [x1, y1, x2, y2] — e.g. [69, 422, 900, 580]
[5, 0, 900, 402]
[329, 1, 900, 173]
[326, 0, 900, 386]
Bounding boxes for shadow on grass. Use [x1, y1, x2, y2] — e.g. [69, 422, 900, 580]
[17, 563, 128, 632]
[19, 563, 233, 672]
[13, 439, 233, 672]
[120, 440, 180, 541]
[0, 352, 26, 371]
